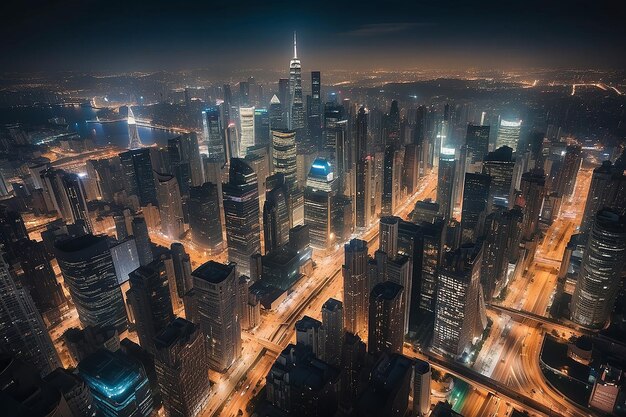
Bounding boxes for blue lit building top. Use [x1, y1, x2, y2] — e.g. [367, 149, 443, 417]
[78, 349, 153, 417]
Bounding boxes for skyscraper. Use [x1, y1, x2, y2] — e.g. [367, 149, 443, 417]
[368, 281, 405, 357]
[132, 216, 154, 266]
[289, 32, 304, 130]
[126, 261, 175, 354]
[519, 169, 546, 241]
[263, 174, 291, 254]
[171, 243, 193, 301]
[9, 238, 67, 318]
[321, 298, 343, 367]
[189, 261, 241, 372]
[239, 106, 255, 156]
[343, 239, 369, 337]
[437, 147, 456, 219]
[55, 234, 128, 332]
[571, 209, 626, 329]
[156, 173, 185, 239]
[355, 107, 370, 228]
[188, 183, 224, 250]
[495, 118, 522, 151]
[119, 148, 158, 207]
[554, 144, 582, 197]
[309, 71, 322, 146]
[460, 173, 491, 242]
[222, 158, 261, 277]
[61, 172, 93, 232]
[79, 349, 154, 417]
[269, 94, 284, 131]
[482, 146, 515, 210]
[254, 107, 270, 146]
[271, 129, 298, 192]
[304, 157, 338, 249]
[0, 256, 61, 376]
[202, 106, 226, 162]
[465, 124, 490, 165]
[413, 359, 431, 417]
[432, 244, 486, 357]
[154, 318, 210, 417]
[579, 160, 626, 236]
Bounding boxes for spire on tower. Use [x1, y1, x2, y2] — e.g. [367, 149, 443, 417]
[293, 31, 297, 59]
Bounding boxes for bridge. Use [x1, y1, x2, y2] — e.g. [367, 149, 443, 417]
[488, 304, 593, 336]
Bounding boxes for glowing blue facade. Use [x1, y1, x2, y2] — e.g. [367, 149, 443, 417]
[79, 349, 154, 417]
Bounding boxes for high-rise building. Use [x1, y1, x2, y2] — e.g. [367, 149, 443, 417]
[0, 256, 61, 376]
[413, 359, 431, 417]
[266, 344, 339, 417]
[239, 106, 255, 156]
[78, 349, 154, 417]
[188, 261, 241, 372]
[119, 148, 158, 207]
[154, 318, 210, 417]
[495, 118, 522, 151]
[170, 243, 193, 301]
[202, 106, 226, 162]
[554, 144, 582, 197]
[254, 108, 270, 147]
[168, 133, 204, 190]
[0, 355, 73, 417]
[403, 144, 420, 195]
[368, 281, 405, 356]
[132, 216, 154, 266]
[156, 173, 185, 239]
[305, 157, 338, 249]
[482, 146, 515, 210]
[460, 173, 491, 242]
[321, 298, 343, 366]
[339, 333, 366, 413]
[381, 145, 404, 216]
[343, 239, 370, 337]
[44, 368, 98, 417]
[355, 107, 369, 228]
[222, 158, 261, 277]
[289, 32, 305, 131]
[465, 124, 490, 165]
[271, 129, 298, 192]
[309, 71, 322, 146]
[126, 261, 175, 354]
[188, 183, 224, 250]
[269, 94, 285, 131]
[263, 174, 291, 254]
[55, 234, 128, 332]
[295, 315, 324, 358]
[432, 244, 486, 357]
[356, 353, 412, 417]
[437, 147, 456, 219]
[109, 237, 140, 285]
[571, 209, 626, 329]
[519, 169, 546, 240]
[8, 238, 67, 318]
[61, 172, 93, 232]
[579, 160, 626, 236]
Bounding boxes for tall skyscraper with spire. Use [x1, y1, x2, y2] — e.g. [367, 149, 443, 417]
[289, 32, 304, 131]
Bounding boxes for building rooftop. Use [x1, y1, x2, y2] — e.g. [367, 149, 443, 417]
[78, 349, 143, 401]
[191, 261, 235, 284]
[371, 281, 403, 301]
[322, 298, 342, 312]
[154, 317, 197, 350]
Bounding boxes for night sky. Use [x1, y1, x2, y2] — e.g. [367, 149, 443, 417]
[2, 0, 625, 72]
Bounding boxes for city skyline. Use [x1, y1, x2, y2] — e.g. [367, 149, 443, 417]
[1, 9, 626, 417]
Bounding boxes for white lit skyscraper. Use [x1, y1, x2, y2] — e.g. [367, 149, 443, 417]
[239, 106, 255, 156]
[495, 118, 522, 151]
[289, 32, 304, 130]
